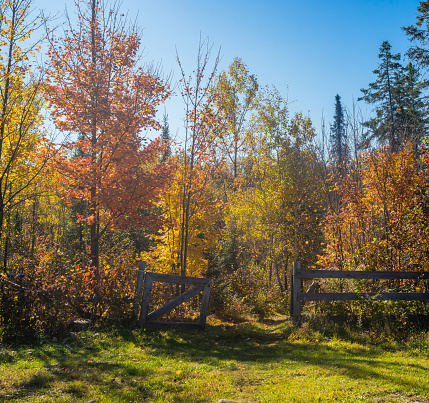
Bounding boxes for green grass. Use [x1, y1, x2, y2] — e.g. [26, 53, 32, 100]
[1, 317, 429, 402]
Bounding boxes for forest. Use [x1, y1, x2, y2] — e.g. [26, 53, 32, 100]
[1, 0, 429, 343]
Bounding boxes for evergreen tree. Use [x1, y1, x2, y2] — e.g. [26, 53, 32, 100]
[402, 2, 429, 150]
[397, 62, 427, 148]
[330, 94, 348, 170]
[403, 1, 429, 89]
[359, 41, 403, 152]
[161, 112, 171, 162]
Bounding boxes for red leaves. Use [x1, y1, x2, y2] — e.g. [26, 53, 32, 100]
[42, 1, 173, 272]
[45, 0, 172, 230]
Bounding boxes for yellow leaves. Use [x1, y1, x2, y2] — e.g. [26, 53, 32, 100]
[141, 164, 222, 278]
[0, 1, 50, 229]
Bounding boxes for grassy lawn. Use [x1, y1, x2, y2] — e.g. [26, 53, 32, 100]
[1, 318, 429, 402]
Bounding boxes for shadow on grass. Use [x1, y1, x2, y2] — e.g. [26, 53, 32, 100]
[0, 341, 155, 402]
[2, 321, 428, 402]
[121, 322, 429, 398]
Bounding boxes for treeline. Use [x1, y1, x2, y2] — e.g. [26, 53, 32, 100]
[1, 0, 429, 339]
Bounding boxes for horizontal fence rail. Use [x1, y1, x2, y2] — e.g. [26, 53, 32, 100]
[290, 262, 429, 322]
[296, 269, 429, 280]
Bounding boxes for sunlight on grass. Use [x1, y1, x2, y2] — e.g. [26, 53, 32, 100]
[1, 318, 428, 402]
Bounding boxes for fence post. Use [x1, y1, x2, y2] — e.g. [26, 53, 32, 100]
[139, 272, 153, 327]
[199, 281, 211, 330]
[289, 267, 294, 319]
[292, 261, 301, 322]
[133, 261, 146, 325]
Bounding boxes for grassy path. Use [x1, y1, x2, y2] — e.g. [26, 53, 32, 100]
[1, 319, 428, 402]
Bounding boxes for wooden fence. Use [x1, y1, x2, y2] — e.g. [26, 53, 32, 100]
[138, 271, 211, 329]
[290, 261, 429, 322]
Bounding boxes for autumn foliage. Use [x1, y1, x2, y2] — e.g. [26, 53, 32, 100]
[44, 0, 171, 270]
[2, 0, 429, 341]
[319, 144, 429, 272]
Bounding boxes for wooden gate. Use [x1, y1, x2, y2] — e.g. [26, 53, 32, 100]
[138, 272, 211, 329]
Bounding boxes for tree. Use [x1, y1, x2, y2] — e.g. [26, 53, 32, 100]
[44, 0, 170, 272]
[398, 62, 427, 148]
[141, 165, 223, 279]
[319, 144, 429, 272]
[359, 41, 403, 152]
[403, 0, 429, 89]
[215, 58, 258, 181]
[278, 112, 325, 266]
[330, 94, 348, 171]
[397, 0, 429, 148]
[161, 112, 171, 162]
[175, 38, 226, 279]
[142, 41, 226, 285]
[0, 0, 51, 271]
[215, 86, 325, 308]
[221, 85, 291, 294]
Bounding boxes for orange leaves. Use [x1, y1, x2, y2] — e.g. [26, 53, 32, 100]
[44, 0, 172, 233]
[320, 144, 429, 272]
[77, 214, 96, 225]
[41, 0, 173, 272]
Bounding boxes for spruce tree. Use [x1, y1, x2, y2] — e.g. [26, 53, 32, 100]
[397, 62, 427, 148]
[403, 0, 429, 89]
[359, 41, 403, 152]
[402, 1, 429, 149]
[161, 112, 171, 162]
[330, 94, 348, 171]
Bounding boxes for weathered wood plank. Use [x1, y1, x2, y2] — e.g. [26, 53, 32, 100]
[300, 292, 429, 302]
[289, 268, 294, 319]
[143, 321, 202, 329]
[138, 274, 153, 326]
[133, 263, 146, 324]
[296, 269, 429, 280]
[145, 272, 211, 286]
[292, 262, 301, 322]
[199, 282, 211, 330]
[146, 286, 204, 322]
[135, 268, 145, 298]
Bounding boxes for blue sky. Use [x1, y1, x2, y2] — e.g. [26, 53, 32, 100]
[40, 0, 422, 139]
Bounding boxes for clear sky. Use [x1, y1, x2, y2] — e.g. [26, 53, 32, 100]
[39, 0, 422, 139]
